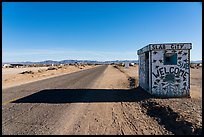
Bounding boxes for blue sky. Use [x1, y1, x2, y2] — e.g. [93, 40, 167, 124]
[2, 2, 202, 62]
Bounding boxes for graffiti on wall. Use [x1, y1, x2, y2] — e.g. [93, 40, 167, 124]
[151, 49, 190, 97]
[151, 43, 191, 50]
[139, 54, 149, 91]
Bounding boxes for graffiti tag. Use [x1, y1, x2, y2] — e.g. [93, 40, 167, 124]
[153, 66, 188, 80]
[177, 61, 189, 69]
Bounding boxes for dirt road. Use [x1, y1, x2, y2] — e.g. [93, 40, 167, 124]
[2, 65, 202, 135]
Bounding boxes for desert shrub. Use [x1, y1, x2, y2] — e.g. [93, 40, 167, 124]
[38, 69, 45, 73]
[47, 67, 57, 70]
[190, 64, 196, 68]
[20, 71, 34, 74]
[57, 66, 62, 69]
[118, 63, 124, 67]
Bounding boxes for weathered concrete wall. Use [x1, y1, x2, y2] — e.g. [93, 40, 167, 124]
[139, 53, 149, 92]
[151, 49, 190, 97]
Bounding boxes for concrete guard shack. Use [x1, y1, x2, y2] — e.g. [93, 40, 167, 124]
[137, 43, 192, 97]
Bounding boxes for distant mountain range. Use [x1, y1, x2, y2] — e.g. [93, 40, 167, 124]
[3, 59, 202, 65]
[2, 60, 139, 65]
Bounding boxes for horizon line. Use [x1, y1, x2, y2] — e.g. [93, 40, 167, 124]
[2, 59, 202, 64]
[2, 59, 140, 63]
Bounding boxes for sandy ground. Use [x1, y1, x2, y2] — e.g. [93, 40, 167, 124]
[2, 65, 97, 89]
[2, 65, 202, 135]
[53, 65, 172, 135]
[115, 65, 202, 135]
[118, 65, 139, 79]
[190, 67, 202, 98]
[2, 67, 49, 75]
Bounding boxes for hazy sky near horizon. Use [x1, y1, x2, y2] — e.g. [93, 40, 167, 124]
[2, 2, 202, 62]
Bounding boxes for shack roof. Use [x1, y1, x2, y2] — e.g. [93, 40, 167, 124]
[137, 43, 192, 55]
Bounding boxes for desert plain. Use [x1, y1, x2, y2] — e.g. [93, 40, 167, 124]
[2, 64, 202, 135]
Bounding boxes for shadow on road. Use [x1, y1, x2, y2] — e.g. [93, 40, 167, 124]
[11, 86, 201, 135]
[12, 87, 156, 103]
